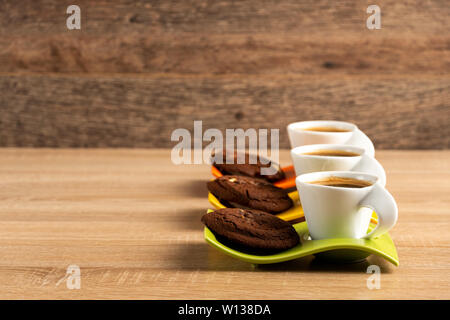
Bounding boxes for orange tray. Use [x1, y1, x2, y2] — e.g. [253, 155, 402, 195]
[211, 164, 296, 189]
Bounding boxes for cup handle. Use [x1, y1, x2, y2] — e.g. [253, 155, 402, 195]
[360, 183, 398, 239]
[352, 154, 386, 187]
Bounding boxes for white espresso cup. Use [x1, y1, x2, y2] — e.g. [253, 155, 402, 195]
[296, 171, 398, 240]
[287, 120, 374, 156]
[290, 144, 386, 186]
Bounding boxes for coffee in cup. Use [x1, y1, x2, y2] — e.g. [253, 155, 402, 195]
[308, 176, 373, 188]
[290, 144, 386, 186]
[296, 171, 398, 240]
[301, 126, 352, 133]
[301, 150, 360, 157]
[287, 120, 375, 156]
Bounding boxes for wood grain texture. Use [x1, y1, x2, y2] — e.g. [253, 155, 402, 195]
[2, 0, 448, 35]
[0, 0, 449, 148]
[2, 34, 448, 75]
[0, 0, 449, 74]
[0, 149, 448, 299]
[0, 74, 449, 149]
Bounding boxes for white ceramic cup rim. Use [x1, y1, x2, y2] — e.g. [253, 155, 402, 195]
[297, 171, 379, 190]
[287, 120, 357, 135]
[291, 144, 365, 159]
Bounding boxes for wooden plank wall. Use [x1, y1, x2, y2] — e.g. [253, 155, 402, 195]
[0, 0, 449, 148]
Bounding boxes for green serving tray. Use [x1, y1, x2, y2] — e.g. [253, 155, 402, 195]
[203, 210, 399, 266]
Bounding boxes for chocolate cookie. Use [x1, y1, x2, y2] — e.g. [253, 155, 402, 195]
[212, 150, 285, 182]
[201, 208, 300, 253]
[207, 175, 293, 214]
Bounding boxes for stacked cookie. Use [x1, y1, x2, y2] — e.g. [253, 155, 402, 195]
[202, 150, 300, 254]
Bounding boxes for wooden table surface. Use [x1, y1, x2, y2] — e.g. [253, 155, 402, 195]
[0, 148, 449, 299]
